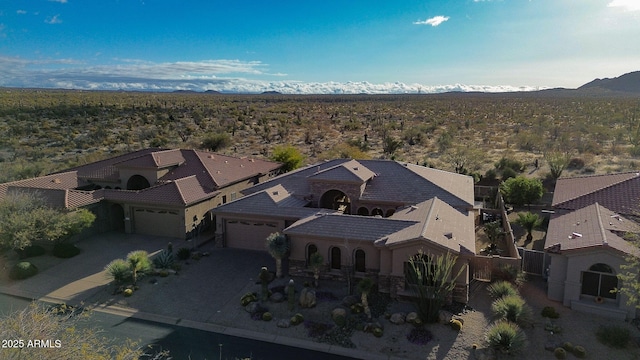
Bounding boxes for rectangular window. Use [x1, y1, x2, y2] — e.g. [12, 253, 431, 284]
[581, 272, 600, 297]
[231, 192, 237, 201]
[222, 195, 227, 204]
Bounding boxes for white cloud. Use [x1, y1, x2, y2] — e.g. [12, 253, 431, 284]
[608, 0, 640, 11]
[413, 16, 450, 27]
[49, 0, 68, 3]
[17, 10, 27, 15]
[45, 14, 62, 24]
[0, 56, 545, 94]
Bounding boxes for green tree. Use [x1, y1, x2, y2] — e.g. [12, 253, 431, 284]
[484, 220, 504, 246]
[406, 250, 464, 323]
[545, 151, 570, 180]
[0, 302, 170, 360]
[271, 145, 304, 172]
[614, 233, 640, 310]
[514, 212, 543, 242]
[265, 232, 289, 278]
[499, 176, 544, 207]
[126, 250, 152, 285]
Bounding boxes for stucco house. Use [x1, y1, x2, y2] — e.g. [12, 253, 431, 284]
[0, 148, 282, 239]
[212, 159, 476, 302]
[545, 172, 640, 319]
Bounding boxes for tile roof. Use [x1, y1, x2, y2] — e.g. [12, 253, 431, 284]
[544, 202, 639, 255]
[243, 159, 474, 209]
[0, 171, 84, 200]
[114, 149, 186, 168]
[212, 184, 327, 219]
[103, 175, 218, 207]
[552, 172, 640, 215]
[308, 160, 376, 183]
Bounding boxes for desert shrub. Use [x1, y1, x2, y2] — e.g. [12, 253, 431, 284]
[487, 281, 518, 299]
[153, 249, 175, 269]
[596, 325, 630, 348]
[290, 313, 304, 326]
[333, 314, 346, 327]
[496, 157, 525, 173]
[567, 158, 585, 170]
[17, 245, 46, 259]
[53, 243, 81, 258]
[541, 306, 560, 319]
[373, 327, 383, 337]
[492, 264, 526, 287]
[262, 312, 273, 321]
[562, 342, 574, 352]
[554, 347, 567, 359]
[407, 327, 434, 345]
[104, 258, 130, 284]
[450, 319, 463, 331]
[485, 320, 527, 355]
[123, 288, 133, 297]
[176, 247, 191, 260]
[9, 261, 38, 280]
[240, 292, 257, 306]
[491, 295, 532, 326]
[201, 132, 232, 151]
[573, 345, 586, 358]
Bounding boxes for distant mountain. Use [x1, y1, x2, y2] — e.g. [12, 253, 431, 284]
[578, 71, 640, 93]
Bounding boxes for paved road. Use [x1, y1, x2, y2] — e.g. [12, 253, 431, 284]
[0, 294, 355, 360]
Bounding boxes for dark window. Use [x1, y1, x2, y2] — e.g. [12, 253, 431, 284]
[581, 263, 618, 300]
[222, 195, 227, 204]
[371, 208, 383, 217]
[331, 247, 341, 270]
[355, 249, 366, 272]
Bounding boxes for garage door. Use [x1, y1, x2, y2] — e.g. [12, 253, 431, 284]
[133, 208, 182, 238]
[225, 220, 280, 251]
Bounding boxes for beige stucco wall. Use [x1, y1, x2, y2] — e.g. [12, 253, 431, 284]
[288, 235, 381, 272]
[549, 248, 634, 319]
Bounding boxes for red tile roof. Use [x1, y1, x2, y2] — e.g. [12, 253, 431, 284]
[552, 172, 640, 215]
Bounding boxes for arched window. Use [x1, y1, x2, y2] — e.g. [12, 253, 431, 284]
[330, 247, 341, 270]
[320, 189, 351, 214]
[371, 208, 383, 217]
[357, 207, 369, 216]
[306, 244, 318, 265]
[126, 175, 151, 190]
[581, 263, 617, 300]
[354, 249, 366, 272]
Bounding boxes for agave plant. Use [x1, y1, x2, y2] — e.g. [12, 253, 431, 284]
[153, 249, 175, 269]
[266, 232, 289, 278]
[486, 320, 527, 354]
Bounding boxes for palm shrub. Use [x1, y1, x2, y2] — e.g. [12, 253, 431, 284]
[485, 320, 527, 355]
[491, 295, 532, 327]
[126, 250, 152, 285]
[105, 258, 130, 284]
[309, 252, 324, 287]
[514, 212, 543, 242]
[265, 232, 289, 278]
[153, 249, 175, 269]
[487, 281, 518, 299]
[356, 277, 374, 319]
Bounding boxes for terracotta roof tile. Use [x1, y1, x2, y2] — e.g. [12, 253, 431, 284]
[308, 160, 376, 183]
[545, 203, 639, 255]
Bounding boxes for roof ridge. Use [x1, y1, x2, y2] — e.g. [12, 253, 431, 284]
[594, 202, 609, 246]
[193, 149, 220, 188]
[421, 197, 438, 238]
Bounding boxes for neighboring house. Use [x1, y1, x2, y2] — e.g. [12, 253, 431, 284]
[0, 148, 282, 239]
[545, 172, 640, 320]
[212, 159, 476, 302]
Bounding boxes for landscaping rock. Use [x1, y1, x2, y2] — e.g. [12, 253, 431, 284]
[299, 287, 317, 308]
[331, 307, 347, 322]
[406, 312, 419, 324]
[270, 292, 285, 303]
[389, 313, 406, 325]
[245, 302, 261, 314]
[277, 319, 290, 328]
[342, 295, 359, 307]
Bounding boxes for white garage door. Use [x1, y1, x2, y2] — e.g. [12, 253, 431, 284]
[133, 208, 182, 238]
[225, 220, 279, 251]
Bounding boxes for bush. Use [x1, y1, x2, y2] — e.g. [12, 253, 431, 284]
[17, 245, 46, 259]
[177, 247, 191, 260]
[153, 249, 175, 269]
[373, 327, 383, 338]
[485, 320, 527, 355]
[123, 288, 133, 297]
[541, 306, 560, 319]
[450, 319, 463, 331]
[262, 312, 273, 321]
[105, 258, 130, 284]
[562, 342, 574, 352]
[493, 264, 526, 287]
[596, 325, 630, 348]
[554, 347, 566, 359]
[487, 281, 518, 299]
[333, 314, 346, 327]
[240, 292, 257, 306]
[491, 295, 532, 326]
[573, 345, 587, 358]
[53, 243, 81, 258]
[290, 313, 304, 326]
[9, 261, 38, 280]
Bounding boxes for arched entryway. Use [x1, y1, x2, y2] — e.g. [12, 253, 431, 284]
[126, 175, 151, 190]
[320, 189, 351, 214]
[110, 204, 125, 232]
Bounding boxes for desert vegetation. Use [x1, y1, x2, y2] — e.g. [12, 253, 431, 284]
[1, 89, 639, 183]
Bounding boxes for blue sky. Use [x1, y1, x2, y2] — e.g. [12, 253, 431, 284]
[0, 0, 638, 93]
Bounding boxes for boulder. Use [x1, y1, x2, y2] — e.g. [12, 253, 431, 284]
[245, 302, 260, 314]
[406, 312, 420, 324]
[277, 319, 291, 328]
[389, 312, 406, 325]
[270, 292, 285, 303]
[342, 295, 359, 307]
[331, 307, 347, 322]
[299, 287, 317, 308]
